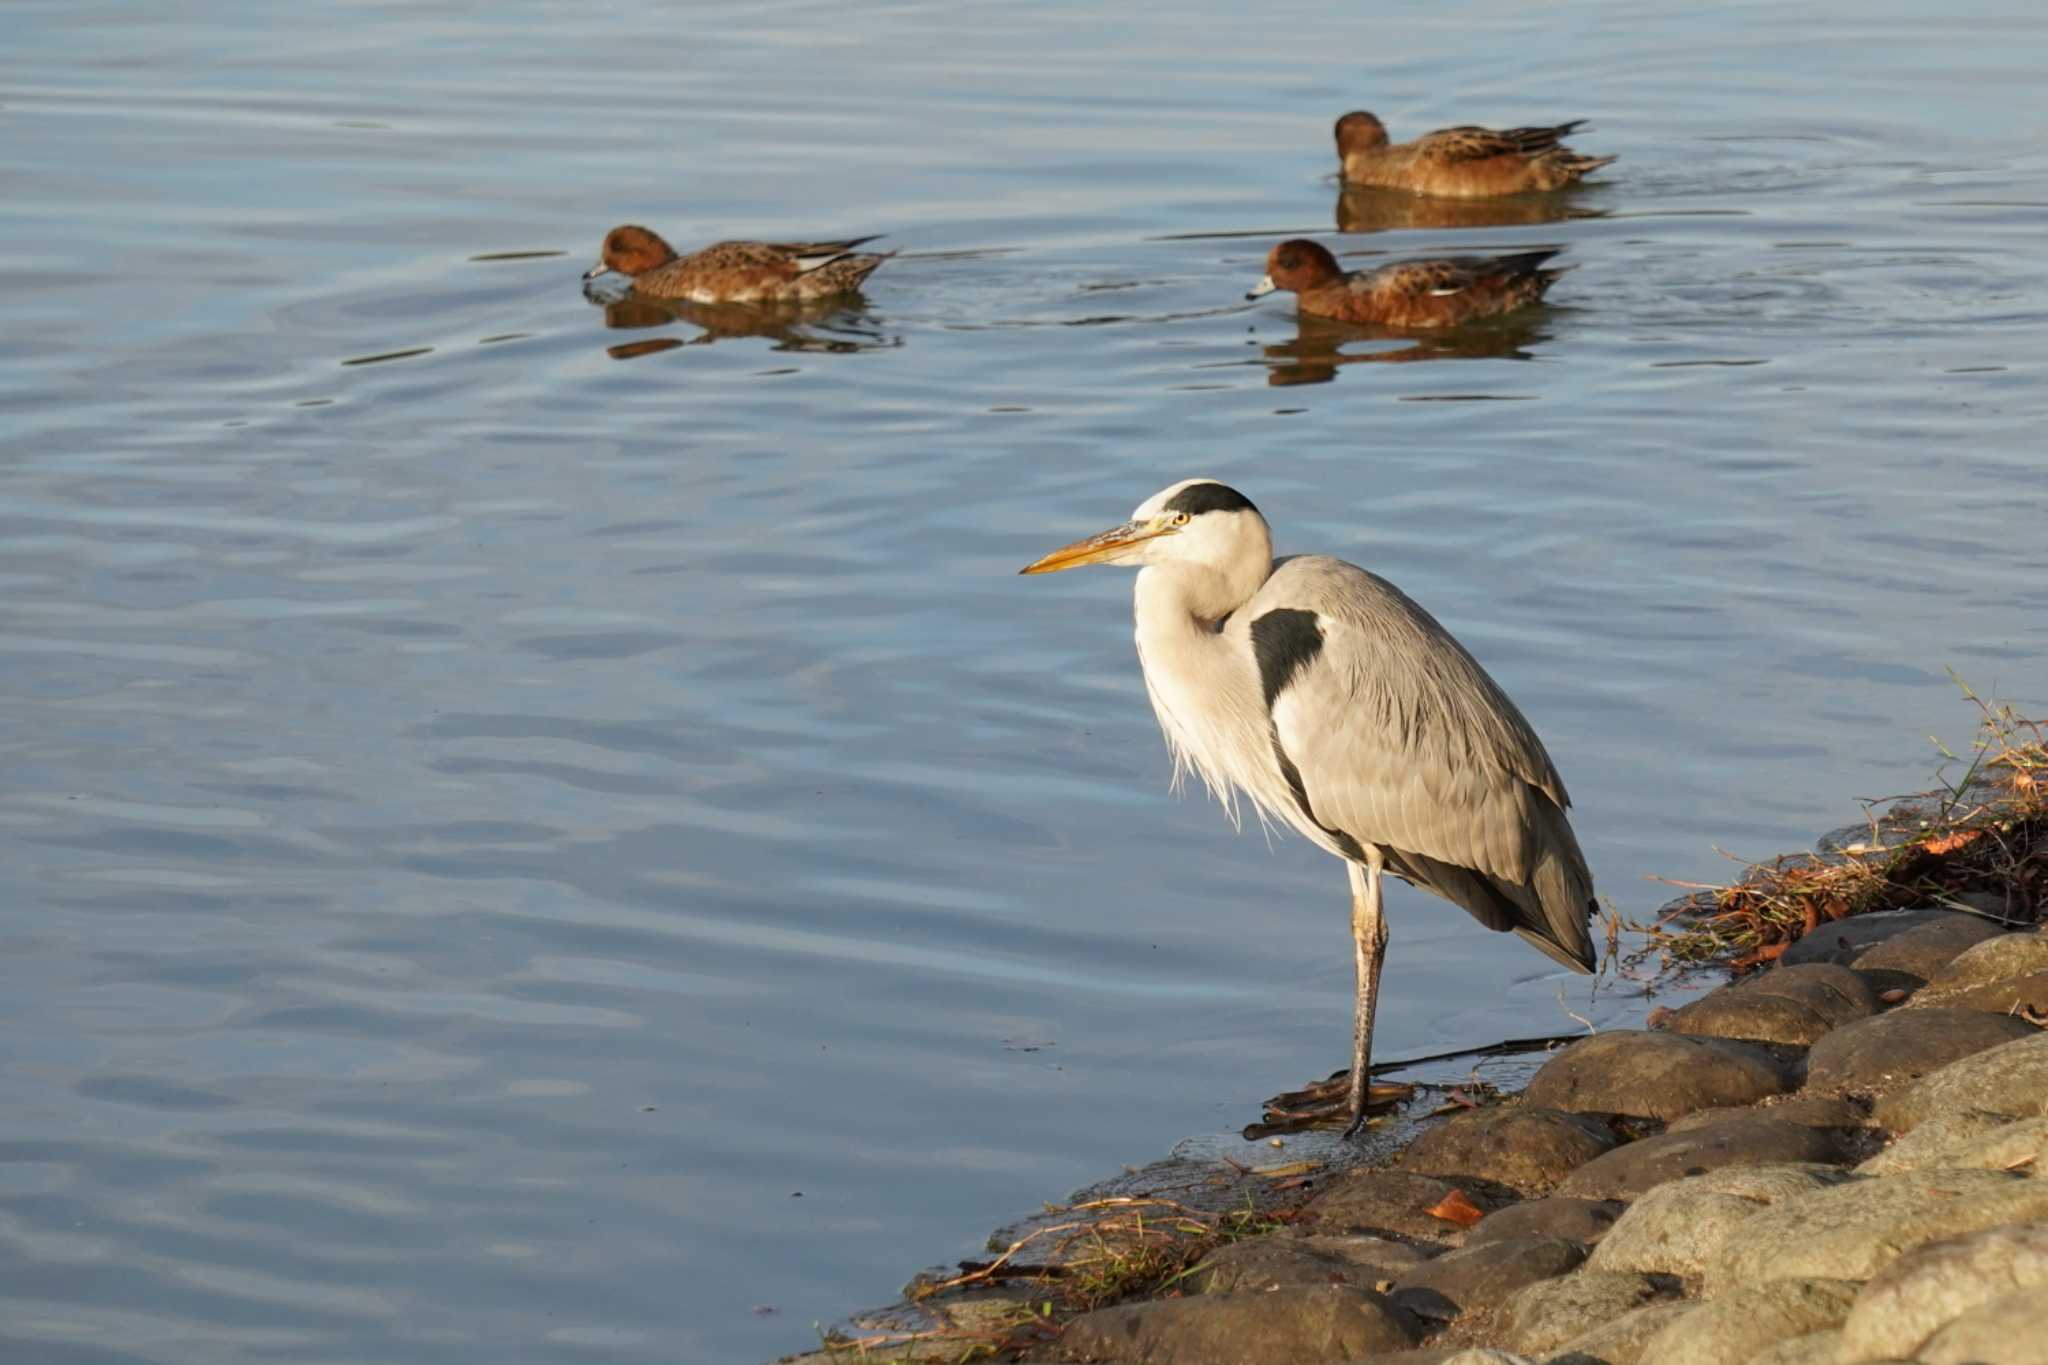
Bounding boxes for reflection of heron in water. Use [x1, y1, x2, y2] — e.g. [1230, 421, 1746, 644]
[1335, 184, 1608, 236]
[591, 297, 900, 362]
[1259, 310, 1555, 387]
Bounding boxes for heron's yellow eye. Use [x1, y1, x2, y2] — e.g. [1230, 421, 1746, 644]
[1171, 512, 1192, 528]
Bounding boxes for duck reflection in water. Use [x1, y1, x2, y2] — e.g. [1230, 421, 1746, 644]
[590, 295, 901, 362]
[1258, 310, 1554, 387]
[1335, 183, 1607, 236]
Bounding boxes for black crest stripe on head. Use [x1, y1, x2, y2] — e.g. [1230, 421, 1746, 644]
[1250, 608, 1323, 711]
[1162, 482, 1257, 517]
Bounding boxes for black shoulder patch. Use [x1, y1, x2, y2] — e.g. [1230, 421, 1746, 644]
[1250, 608, 1323, 711]
[1163, 481, 1257, 517]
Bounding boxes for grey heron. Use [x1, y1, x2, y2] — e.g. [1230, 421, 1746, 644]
[1021, 479, 1596, 1131]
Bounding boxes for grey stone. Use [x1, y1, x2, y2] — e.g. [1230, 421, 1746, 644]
[1948, 890, 2022, 917]
[1295, 1233, 1431, 1272]
[1933, 1114, 2048, 1173]
[1736, 1330, 1844, 1365]
[1052, 1283, 1419, 1362]
[1500, 1271, 1673, 1355]
[1302, 1169, 1495, 1243]
[1557, 1116, 1843, 1200]
[1670, 1093, 1867, 1134]
[1386, 1235, 1585, 1320]
[1838, 1222, 2048, 1359]
[785, 1341, 969, 1365]
[1921, 931, 2048, 995]
[1663, 963, 1879, 1046]
[1856, 1108, 2024, 1175]
[1188, 1236, 1416, 1295]
[905, 1285, 1048, 1334]
[1437, 1354, 1535, 1365]
[1587, 1163, 1857, 1278]
[1803, 1008, 2035, 1092]
[1918, 1288, 2048, 1364]
[1849, 914, 2009, 991]
[1542, 1300, 1697, 1365]
[1913, 970, 2048, 1016]
[1874, 1031, 2048, 1133]
[1764, 1093, 1872, 1129]
[1704, 1168, 2048, 1293]
[1638, 1278, 1859, 1365]
[795, 1295, 1040, 1363]
[1779, 909, 1961, 967]
[1466, 1197, 1625, 1249]
[1400, 1106, 1618, 1191]
[932, 1285, 1049, 1334]
[1339, 1350, 1504, 1365]
[1521, 1031, 1796, 1122]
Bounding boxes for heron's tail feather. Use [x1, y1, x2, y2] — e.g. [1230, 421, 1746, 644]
[1381, 795, 1596, 974]
[1513, 919, 1596, 974]
[1516, 800, 1597, 973]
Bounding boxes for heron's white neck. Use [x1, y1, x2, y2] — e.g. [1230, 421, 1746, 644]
[1132, 545, 1271, 631]
[1131, 555, 1275, 821]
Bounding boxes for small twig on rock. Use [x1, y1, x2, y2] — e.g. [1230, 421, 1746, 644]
[1930, 890, 2029, 926]
[1556, 987, 1596, 1034]
[915, 1220, 1087, 1297]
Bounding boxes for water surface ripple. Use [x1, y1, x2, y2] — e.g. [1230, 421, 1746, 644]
[3, 2, 2046, 1361]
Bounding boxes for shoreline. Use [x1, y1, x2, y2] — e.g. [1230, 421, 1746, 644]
[774, 755, 2047, 1365]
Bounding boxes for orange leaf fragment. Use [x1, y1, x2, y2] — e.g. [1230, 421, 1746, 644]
[1730, 940, 1792, 971]
[1426, 1190, 1486, 1228]
[1922, 830, 1981, 855]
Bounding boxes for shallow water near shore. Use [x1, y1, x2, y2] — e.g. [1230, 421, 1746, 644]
[4, 2, 2047, 1361]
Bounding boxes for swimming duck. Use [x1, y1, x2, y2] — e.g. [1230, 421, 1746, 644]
[1335, 112, 1614, 197]
[582, 225, 890, 302]
[1246, 239, 1567, 328]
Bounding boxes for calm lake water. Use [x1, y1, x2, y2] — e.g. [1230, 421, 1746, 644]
[5, 2, 2047, 1360]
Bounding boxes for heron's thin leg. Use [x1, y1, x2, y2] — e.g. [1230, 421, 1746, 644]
[1344, 849, 1389, 1136]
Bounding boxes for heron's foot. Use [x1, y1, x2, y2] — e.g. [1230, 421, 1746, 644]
[1245, 1071, 1415, 1139]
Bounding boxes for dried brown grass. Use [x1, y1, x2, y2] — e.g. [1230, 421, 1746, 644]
[1633, 687, 2046, 975]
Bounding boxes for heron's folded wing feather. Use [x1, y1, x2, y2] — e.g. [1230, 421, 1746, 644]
[1254, 557, 1593, 966]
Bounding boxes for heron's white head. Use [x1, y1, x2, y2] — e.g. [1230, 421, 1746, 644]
[1019, 479, 1273, 598]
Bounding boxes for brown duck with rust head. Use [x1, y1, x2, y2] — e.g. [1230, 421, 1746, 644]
[1246, 239, 1567, 329]
[1335, 112, 1615, 197]
[583, 224, 891, 303]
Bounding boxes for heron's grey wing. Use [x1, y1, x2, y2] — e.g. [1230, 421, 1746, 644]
[1254, 557, 1595, 970]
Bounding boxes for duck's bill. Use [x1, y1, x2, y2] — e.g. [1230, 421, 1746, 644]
[582, 262, 612, 281]
[1019, 519, 1170, 575]
[1245, 275, 1278, 300]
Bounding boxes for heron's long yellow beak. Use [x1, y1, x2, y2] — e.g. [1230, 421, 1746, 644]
[1018, 518, 1172, 575]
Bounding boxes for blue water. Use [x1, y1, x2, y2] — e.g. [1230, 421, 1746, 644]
[3, 2, 2046, 1360]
